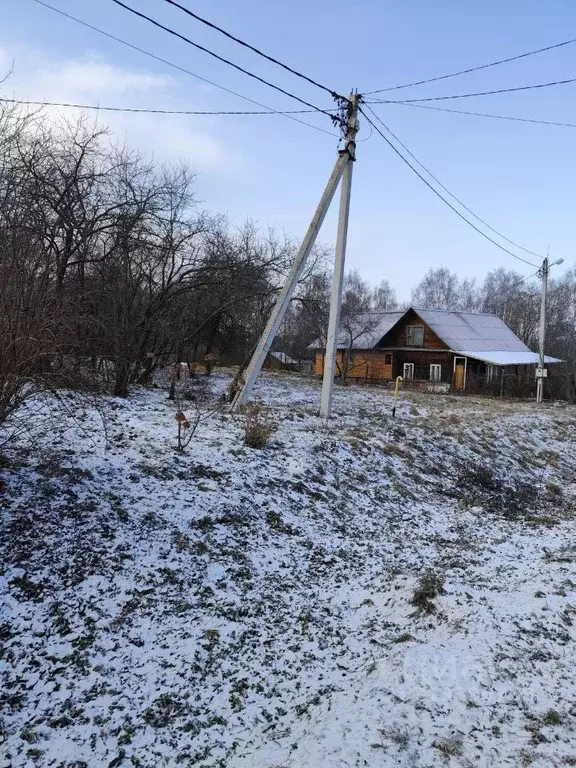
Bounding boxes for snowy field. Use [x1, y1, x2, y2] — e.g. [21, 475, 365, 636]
[2, 371, 576, 768]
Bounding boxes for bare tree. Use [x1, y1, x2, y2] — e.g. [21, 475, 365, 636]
[411, 267, 460, 309]
[372, 279, 398, 311]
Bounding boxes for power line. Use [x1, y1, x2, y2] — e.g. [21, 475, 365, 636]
[360, 105, 539, 268]
[364, 107, 541, 260]
[513, 269, 540, 287]
[365, 35, 576, 95]
[160, 0, 340, 100]
[368, 75, 576, 103]
[383, 100, 576, 129]
[29, 0, 338, 137]
[0, 97, 329, 116]
[110, 0, 339, 120]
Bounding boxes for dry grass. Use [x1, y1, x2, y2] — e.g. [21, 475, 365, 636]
[243, 403, 275, 449]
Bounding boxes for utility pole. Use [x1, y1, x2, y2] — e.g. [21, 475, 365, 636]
[536, 256, 548, 404]
[536, 252, 564, 404]
[319, 93, 360, 418]
[231, 92, 360, 413]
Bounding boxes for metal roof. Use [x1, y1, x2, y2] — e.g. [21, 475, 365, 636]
[457, 351, 561, 366]
[309, 307, 563, 364]
[269, 351, 298, 364]
[414, 309, 531, 354]
[308, 311, 404, 350]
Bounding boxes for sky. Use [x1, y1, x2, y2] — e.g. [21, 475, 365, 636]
[2, 0, 576, 301]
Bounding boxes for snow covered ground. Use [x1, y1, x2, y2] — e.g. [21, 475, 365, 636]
[1, 371, 576, 768]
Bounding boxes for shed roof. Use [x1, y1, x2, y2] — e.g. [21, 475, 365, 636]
[457, 351, 561, 366]
[269, 351, 298, 365]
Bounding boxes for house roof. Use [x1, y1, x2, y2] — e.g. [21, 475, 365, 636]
[309, 308, 563, 365]
[456, 351, 561, 366]
[308, 311, 404, 350]
[414, 308, 531, 354]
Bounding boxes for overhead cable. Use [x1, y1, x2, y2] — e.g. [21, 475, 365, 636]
[364, 106, 541, 260]
[368, 75, 576, 103]
[365, 35, 576, 94]
[382, 100, 576, 128]
[160, 0, 341, 99]
[360, 105, 539, 268]
[0, 97, 329, 116]
[30, 0, 338, 137]
[110, 0, 338, 119]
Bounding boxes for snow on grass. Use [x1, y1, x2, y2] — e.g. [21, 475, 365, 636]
[1, 371, 576, 767]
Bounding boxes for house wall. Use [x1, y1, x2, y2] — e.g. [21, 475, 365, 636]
[315, 350, 392, 380]
[391, 350, 453, 382]
[378, 309, 447, 350]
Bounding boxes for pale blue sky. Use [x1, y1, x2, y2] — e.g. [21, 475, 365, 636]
[3, 0, 575, 299]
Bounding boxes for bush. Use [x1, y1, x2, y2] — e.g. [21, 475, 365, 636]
[410, 569, 445, 615]
[243, 403, 275, 449]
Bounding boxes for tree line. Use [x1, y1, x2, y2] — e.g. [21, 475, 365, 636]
[0, 105, 328, 423]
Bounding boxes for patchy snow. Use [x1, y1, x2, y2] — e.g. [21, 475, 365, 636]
[1, 371, 576, 767]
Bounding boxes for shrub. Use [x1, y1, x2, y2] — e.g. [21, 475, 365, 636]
[172, 383, 222, 452]
[243, 403, 275, 449]
[410, 569, 445, 615]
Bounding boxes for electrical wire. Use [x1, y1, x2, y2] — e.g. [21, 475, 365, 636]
[29, 0, 339, 137]
[382, 100, 576, 128]
[160, 0, 341, 99]
[513, 269, 541, 287]
[360, 105, 539, 268]
[110, 0, 339, 119]
[368, 75, 576, 103]
[365, 35, 576, 95]
[365, 108, 541, 260]
[0, 97, 330, 116]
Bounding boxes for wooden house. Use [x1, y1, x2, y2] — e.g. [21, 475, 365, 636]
[310, 308, 561, 393]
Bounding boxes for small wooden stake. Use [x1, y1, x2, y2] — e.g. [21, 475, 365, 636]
[392, 375, 403, 418]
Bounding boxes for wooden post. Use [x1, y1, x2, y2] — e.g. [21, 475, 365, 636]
[392, 375, 403, 417]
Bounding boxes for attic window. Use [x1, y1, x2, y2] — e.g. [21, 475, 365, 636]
[406, 325, 424, 347]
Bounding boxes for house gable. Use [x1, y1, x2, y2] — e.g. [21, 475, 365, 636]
[377, 309, 448, 350]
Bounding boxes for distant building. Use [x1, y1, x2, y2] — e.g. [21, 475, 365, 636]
[264, 351, 299, 372]
[310, 307, 561, 393]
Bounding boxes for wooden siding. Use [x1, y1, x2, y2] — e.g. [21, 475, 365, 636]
[390, 350, 453, 382]
[378, 308, 446, 350]
[315, 351, 392, 380]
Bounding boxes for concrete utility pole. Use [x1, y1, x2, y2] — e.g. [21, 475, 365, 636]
[536, 253, 564, 403]
[232, 92, 360, 413]
[319, 94, 360, 418]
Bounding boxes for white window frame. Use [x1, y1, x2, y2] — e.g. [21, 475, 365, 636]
[403, 363, 414, 380]
[430, 364, 442, 381]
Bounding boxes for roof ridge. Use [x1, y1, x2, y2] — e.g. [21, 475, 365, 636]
[413, 307, 499, 318]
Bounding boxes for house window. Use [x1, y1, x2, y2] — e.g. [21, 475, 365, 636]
[486, 364, 497, 383]
[403, 363, 414, 380]
[406, 325, 424, 347]
[430, 364, 442, 381]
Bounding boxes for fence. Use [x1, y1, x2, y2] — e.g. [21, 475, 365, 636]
[466, 372, 575, 402]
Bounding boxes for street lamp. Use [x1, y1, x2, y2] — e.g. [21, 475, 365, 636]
[536, 256, 564, 403]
